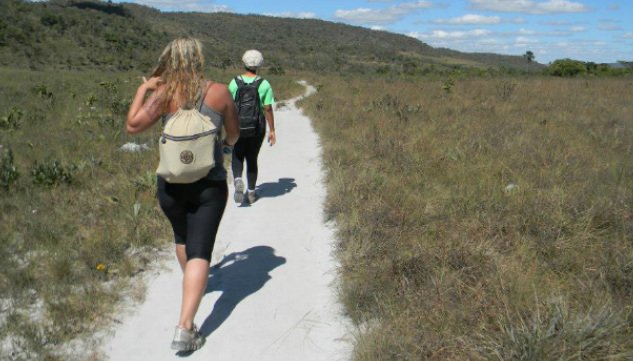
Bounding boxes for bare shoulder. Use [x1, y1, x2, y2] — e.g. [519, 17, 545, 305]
[208, 82, 229, 93]
[203, 81, 231, 110]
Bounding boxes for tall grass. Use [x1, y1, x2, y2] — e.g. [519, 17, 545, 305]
[300, 76, 633, 359]
[0, 66, 302, 360]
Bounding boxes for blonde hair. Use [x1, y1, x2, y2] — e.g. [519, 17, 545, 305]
[151, 38, 205, 110]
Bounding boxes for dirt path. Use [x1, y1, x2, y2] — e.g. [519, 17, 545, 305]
[101, 82, 352, 361]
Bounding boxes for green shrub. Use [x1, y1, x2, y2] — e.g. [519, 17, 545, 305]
[442, 77, 455, 94]
[31, 84, 54, 106]
[0, 147, 19, 190]
[547, 58, 587, 77]
[0, 107, 23, 130]
[30, 160, 76, 186]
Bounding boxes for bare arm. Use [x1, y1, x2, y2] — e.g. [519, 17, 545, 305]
[264, 105, 275, 146]
[126, 77, 164, 134]
[219, 85, 240, 146]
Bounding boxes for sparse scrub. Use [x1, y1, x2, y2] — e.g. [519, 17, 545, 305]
[496, 79, 517, 101]
[475, 298, 633, 360]
[301, 76, 633, 360]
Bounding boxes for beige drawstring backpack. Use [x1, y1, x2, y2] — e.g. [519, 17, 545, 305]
[156, 86, 217, 183]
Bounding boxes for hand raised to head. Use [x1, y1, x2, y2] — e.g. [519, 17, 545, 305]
[142, 76, 163, 91]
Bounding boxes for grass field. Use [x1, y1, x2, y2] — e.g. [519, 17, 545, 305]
[3, 65, 633, 360]
[299, 75, 633, 360]
[0, 66, 303, 360]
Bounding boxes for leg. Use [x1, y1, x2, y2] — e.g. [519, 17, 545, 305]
[231, 138, 247, 180]
[176, 244, 187, 272]
[244, 135, 265, 191]
[178, 258, 210, 330]
[178, 181, 228, 329]
[157, 177, 188, 272]
[231, 138, 247, 203]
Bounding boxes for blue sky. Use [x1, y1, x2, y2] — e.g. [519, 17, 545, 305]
[115, 0, 633, 64]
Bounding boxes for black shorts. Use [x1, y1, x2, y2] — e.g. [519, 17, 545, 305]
[157, 177, 228, 262]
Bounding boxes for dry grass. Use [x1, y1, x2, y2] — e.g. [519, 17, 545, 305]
[0, 66, 303, 360]
[299, 75, 633, 360]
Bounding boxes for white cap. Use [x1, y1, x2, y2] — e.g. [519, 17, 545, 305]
[242, 49, 264, 68]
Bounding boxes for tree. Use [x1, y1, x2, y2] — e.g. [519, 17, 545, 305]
[524, 50, 535, 72]
[547, 58, 586, 77]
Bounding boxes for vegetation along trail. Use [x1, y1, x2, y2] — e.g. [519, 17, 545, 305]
[101, 82, 352, 361]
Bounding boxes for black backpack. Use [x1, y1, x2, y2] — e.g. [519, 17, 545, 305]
[234, 76, 265, 138]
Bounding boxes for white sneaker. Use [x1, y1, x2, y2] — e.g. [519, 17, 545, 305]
[171, 324, 205, 351]
[234, 178, 245, 204]
[246, 189, 258, 204]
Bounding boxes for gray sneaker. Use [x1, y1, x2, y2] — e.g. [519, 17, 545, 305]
[247, 189, 258, 204]
[234, 178, 245, 204]
[171, 325, 205, 351]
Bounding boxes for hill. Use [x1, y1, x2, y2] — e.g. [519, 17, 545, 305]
[0, 0, 535, 74]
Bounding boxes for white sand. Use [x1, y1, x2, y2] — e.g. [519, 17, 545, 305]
[101, 83, 353, 361]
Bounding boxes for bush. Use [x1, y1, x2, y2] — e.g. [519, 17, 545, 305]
[547, 58, 588, 77]
[0, 107, 23, 130]
[0, 147, 19, 190]
[30, 160, 76, 186]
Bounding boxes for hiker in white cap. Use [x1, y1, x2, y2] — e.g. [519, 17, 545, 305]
[228, 49, 276, 205]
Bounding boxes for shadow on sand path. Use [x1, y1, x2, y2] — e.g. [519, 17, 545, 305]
[257, 177, 297, 199]
[199, 246, 286, 337]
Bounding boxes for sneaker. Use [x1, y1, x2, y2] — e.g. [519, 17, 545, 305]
[171, 325, 205, 351]
[246, 189, 258, 204]
[234, 178, 245, 204]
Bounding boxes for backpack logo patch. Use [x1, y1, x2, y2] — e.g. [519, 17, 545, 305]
[180, 150, 194, 164]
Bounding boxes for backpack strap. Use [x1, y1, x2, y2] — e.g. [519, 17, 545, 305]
[235, 76, 245, 88]
[251, 77, 264, 90]
[195, 81, 211, 110]
[235, 75, 262, 88]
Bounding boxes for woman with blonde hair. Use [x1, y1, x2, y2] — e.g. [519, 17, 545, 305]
[127, 38, 239, 352]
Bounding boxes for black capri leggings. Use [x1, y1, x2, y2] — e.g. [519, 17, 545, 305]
[231, 134, 265, 190]
[157, 177, 228, 262]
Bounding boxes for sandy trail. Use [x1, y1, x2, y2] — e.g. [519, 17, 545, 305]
[101, 82, 352, 361]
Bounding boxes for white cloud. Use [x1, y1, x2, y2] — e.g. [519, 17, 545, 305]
[519, 28, 536, 35]
[469, 0, 588, 14]
[125, 0, 230, 12]
[409, 28, 492, 40]
[541, 20, 572, 25]
[263, 12, 316, 19]
[515, 36, 540, 44]
[598, 22, 621, 31]
[334, 1, 432, 25]
[624, 33, 633, 39]
[434, 14, 502, 25]
[570, 26, 585, 32]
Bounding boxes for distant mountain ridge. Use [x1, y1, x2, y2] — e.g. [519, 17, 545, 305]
[0, 0, 536, 73]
